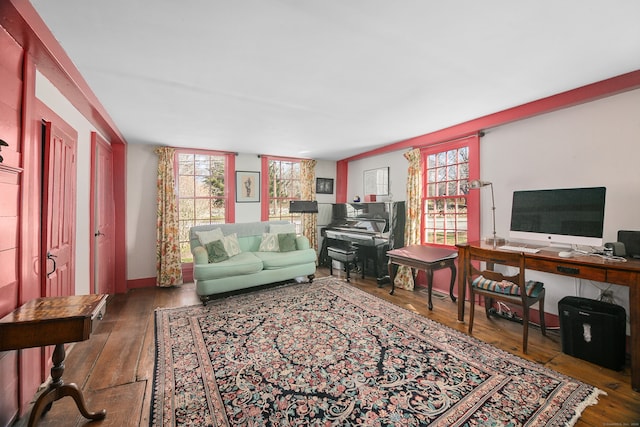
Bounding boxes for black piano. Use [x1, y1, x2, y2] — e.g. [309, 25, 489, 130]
[321, 201, 405, 283]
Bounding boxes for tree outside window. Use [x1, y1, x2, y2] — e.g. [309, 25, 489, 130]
[267, 159, 302, 231]
[422, 143, 472, 246]
[176, 151, 229, 262]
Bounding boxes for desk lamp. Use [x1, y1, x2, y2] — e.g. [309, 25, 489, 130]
[468, 180, 505, 246]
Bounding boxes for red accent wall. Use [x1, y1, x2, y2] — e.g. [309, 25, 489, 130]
[0, 23, 24, 425]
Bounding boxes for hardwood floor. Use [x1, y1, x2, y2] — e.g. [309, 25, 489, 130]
[16, 267, 640, 426]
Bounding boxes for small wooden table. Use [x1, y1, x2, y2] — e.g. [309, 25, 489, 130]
[387, 245, 458, 310]
[0, 294, 108, 426]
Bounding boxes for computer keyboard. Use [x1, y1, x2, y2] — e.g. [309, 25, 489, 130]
[498, 245, 541, 254]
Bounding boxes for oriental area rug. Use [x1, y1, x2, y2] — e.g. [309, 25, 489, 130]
[151, 277, 604, 426]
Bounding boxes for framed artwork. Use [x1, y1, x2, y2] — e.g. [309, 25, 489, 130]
[316, 177, 334, 194]
[363, 167, 389, 196]
[236, 171, 260, 202]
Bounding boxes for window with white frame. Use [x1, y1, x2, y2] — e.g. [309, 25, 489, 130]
[176, 151, 231, 262]
[266, 158, 302, 232]
[422, 140, 475, 246]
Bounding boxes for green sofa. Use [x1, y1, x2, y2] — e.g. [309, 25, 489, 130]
[190, 221, 317, 304]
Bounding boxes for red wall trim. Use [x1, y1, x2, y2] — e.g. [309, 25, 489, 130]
[1, 1, 130, 296]
[127, 277, 156, 289]
[0, 1, 127, 147]
[341, 70, 640, 163]
[112, 143, 127, 293]
[335, 160, 348, 203]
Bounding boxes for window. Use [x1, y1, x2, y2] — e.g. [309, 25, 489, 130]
[265, 158, 302, 230]
[422, 136, 479, 246]
[176, 151, 233, 262]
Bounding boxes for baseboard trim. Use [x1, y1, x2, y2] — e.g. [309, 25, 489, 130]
[127, 277, 156, 289]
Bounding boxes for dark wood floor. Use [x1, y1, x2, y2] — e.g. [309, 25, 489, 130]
[16, 267, 640, 426]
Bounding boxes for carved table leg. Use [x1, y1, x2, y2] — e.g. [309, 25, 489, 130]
[28, 343, 106, 426]
[425, 268, 434, 310]
[449, 263, 457, 302]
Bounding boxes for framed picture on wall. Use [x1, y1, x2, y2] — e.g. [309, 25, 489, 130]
[316, 178, 334, 194]
[236, 171, 260, 202]
[363, 167, 389, 196]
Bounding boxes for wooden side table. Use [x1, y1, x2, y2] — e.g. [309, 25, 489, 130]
[0, 294, 108, 426]
[387, 245, 458, 310]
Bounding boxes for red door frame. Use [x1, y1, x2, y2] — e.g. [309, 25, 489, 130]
[90, 132, 115, 295]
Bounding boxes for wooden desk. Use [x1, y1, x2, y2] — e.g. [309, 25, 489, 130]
[456, 241, 640, 391]
[387, 245, 458, 310]
[0, 294, 108, 426]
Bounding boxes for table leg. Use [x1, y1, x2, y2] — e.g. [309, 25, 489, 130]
[457, 247, 467, 322]
[388, 262, 397, 295]
[426, 268, 434, 310]
[28, 343, 106, 426]
[449, 263, 457, 303]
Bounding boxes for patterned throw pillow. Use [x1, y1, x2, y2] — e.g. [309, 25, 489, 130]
[221, 233, 242, 257]
[278, 233, 297, 252]
[259, 233, 279, 252]
[196, 228, 224, 246]
[205, 240, 229, 263]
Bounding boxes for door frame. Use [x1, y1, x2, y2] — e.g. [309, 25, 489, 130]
[90, 131, 114, 295]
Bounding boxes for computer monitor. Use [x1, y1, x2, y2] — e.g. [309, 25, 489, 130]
[509, 187, 606, 247]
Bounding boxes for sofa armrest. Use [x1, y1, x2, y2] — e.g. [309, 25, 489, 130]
[295, 235, 311, 250]
[192, 245, 209, 265]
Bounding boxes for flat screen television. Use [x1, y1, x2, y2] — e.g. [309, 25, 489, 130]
[509, 186, 606, 247]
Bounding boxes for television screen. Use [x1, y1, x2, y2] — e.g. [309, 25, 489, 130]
[509, 187, 606, 247]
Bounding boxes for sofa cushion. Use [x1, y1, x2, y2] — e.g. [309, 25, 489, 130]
[254, 248, 317, 269]
[205, 240, 229, 263]
[258, 233, 280, 252]
[194, 252, 263, 280]
[221, 233, 242, 257]
[196, 228, 224, 246]
[278, 233, 297, 252]
[471, 276, 544, 298]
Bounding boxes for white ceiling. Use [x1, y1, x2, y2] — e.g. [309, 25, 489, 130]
[30, 1, 640, 161]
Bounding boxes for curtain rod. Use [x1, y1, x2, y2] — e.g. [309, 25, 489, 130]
[412, 131, 485, 150]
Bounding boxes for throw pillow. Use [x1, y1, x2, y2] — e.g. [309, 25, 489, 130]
[205, 240, 229, 263]
[269, 223, 296, 234]
[196, 228, 224, 246]
[258, 233, 279, 252]
[222, 233, 242, 257]
[278, 233, 297, 252]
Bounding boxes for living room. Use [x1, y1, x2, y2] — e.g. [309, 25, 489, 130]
[1, 1, 640, 425]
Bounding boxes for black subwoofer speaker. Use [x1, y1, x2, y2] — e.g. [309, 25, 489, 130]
[558, 296, 626, 371]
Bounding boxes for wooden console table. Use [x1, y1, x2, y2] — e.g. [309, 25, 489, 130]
[0, 294, 108, 426]
[387, 245, 458, 310]
[457, 241, 640, 391]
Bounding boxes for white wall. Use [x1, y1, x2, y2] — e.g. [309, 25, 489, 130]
[35, 72, 107, 295]
[348, 151, 408, 204]
[124, 148, 338, 280]
[125, 144, 158, 280]
[346, 88, 640, 330]
[481, 88, 640, 330]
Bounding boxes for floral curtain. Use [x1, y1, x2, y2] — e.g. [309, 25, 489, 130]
[300, 159, 318, 251]
[394, 148, 423, 290]
[154, 146, 183, 287]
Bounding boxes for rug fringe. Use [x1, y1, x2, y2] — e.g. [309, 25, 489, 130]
[564, 388, 607, 427]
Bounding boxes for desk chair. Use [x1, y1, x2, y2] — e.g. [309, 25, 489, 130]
[466, 246, 546, 354]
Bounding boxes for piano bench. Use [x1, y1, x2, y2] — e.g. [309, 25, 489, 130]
[328, 247, 363, 282]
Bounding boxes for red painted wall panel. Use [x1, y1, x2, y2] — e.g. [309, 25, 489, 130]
[0, 352, 18, 427]
[0, 217, 18, 252]
[0, 19, 23, 426]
